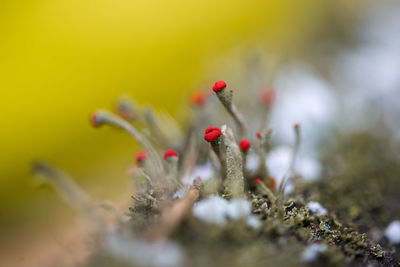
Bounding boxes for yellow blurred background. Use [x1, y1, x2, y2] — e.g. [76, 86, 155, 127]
[0, 0, 363, 265]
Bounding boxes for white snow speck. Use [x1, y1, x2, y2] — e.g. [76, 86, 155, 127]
[308, 201, 327, 216]
[246, 153, 260, 172]
[226, 198, 251, 220]
[301, 243, 328, 262]
[284, 183, 295, 195]
[385, 220, 400, 244]
[267, 146, 322, 184]
[271, 66, 337, 153]
[246, 215, 261, 229]
[192, 196, 229, 225]
[296, 156, 322, 181]
[267, 146, 292, 184]
[172, 187, 188, 199]
[107, 233, 183, 267]
[181, 162, 213, 185]
[192, 196, 254, 226]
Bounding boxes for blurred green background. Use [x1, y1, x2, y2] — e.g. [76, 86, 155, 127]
[0, 0, 363, 265]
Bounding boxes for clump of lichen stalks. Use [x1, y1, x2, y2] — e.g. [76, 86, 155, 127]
[32, 81, 400, 267]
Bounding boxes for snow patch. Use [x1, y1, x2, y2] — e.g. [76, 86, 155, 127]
[192, 196, 259, 227]
[267, 146, 322, 183]
[106, 233, 183, 267]
[301, 243, 328, 262]
[308, 201, 327, 216]
[181, 162, 213, 185]
[385, 220, 400, 244]
[246, 153, 260, 172]
[246, 215, 261, 229]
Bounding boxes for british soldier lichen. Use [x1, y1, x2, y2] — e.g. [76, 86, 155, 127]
[32, 80, 399, 267]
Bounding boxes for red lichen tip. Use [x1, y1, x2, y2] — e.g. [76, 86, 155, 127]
[269, 177, 277, 190]
[239, 139, 251, 152]
[259, 87, 276, 107]
[189, 91, 207, 107]
[116, 104, 136, 121]
[204, 126, 222, 142]
[256, 132, 261, 138]
[294, 122, 300, 129]
[255, 178, 262, 185]
[229, 89, 233, 93]
[212, 80, 227, 92]
[135, 150, 148, 164]
[164, 149, 179, 160]
[90, 112, 101, 127]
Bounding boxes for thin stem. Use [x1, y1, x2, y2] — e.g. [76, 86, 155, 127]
[277, 126, 301, 197]
[241, 151, 248, 174]
[165, 158, 179, 194]
[143, 107, 168, 147]
[32, 161, 107, 229]
[258, 149, 268, 179]
[138, 168, 154, 190]
[115, 95, 139, 122]
[257, 128, 273, 181]
[290, 125, 301, 175]
[216, 90, 247, 139]
[257, 180, 276, 203]
[210, 138, 227, 179]
[96, 110, 164, 177]
[229, 104, 248, 139]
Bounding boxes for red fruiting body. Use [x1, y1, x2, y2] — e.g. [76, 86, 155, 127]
[259, 87, 276, 107]
[256, 131, 261, 138]
[229, 89, 233, 93]
[294, 122, 300, 129]
[90, 112, 101, 127]
[255, 178, 262, 185]
[204, 126, 222, 142]
[212, 80, 227, 92]
[269, 177, 277, 190]
[189, 91, 207, 107]
[116, 105, 135, 121]
[239, 139, 251, 152]
[135, 150, 148, 164]
[164, 149, 179, 160]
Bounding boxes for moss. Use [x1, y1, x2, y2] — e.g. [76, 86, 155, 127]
[313, 131, 400, 229]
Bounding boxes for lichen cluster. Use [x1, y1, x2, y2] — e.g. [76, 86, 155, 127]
[33, 81, 400, 267]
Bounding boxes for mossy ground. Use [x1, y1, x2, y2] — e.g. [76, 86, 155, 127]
[86, 129, 400, 267]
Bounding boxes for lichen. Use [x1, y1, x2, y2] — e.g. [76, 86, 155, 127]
[36, 83, 400, 267]
[371, 244, 385, 259]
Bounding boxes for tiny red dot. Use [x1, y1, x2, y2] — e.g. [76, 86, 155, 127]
[189, 91, 207, 107]
[90, 112, 100, 127]
[164, 149, 179, 160]
[259, 87, 276, 107]
[135, 150, 148, 164]
[239, 139, 251, 152]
